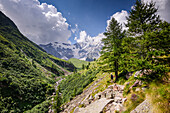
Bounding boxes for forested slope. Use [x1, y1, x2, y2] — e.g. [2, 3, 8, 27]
[0, 11, 76, 112]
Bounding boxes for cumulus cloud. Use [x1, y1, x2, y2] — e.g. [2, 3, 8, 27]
[0, 0, 71, 44]
[75, 31, 105, 44]
[107, 10, 128, 31]
[143, 0, 170, 22]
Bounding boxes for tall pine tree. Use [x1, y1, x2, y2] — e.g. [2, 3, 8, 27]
[101, 17, 125, 81]
[124, 0, 169, 80]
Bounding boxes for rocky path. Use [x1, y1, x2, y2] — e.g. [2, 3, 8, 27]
[61, 76, 106, 113]
[73, 84, 126, 113]
[77, 98, 114, 113]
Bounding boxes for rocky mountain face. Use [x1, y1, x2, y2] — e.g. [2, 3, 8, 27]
[39, 41, 103, 61]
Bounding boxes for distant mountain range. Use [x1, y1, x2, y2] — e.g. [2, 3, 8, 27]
[39, 40, 103, 61]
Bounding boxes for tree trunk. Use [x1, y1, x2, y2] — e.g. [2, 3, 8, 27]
[114, 60, 118, 82]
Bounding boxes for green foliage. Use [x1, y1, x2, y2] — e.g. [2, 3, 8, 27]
[126, 0, 160, 34]
[59, 68, 100, 103]
[53, 86, 62, 113]
[0, 11, 76, 76]
[68, 58, 89, 69]
[0, 11, 76, 112]
[101, 17, 125, 81]
[0, 38, 55, 112]
[121, 0, 170, 81]
[25, 100, 50, 113]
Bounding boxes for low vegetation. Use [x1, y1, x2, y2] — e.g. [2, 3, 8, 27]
[68, 58, 89, 69]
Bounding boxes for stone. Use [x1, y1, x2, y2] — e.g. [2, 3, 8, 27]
[134, 70, 142, 77]
[73, 107, 79, 113]
[114, 97, 122, 103]
[117, 85, 125, 91]
[101, 91, 106, 98]
[83, 100, 90, 106]
[106, 110, 111, 113]
[135, 88, 140, 92]
[95, 93, 101, 100]
[122, 98, 127, 103]
[106, 92, 114, 99]
[130, 99, 153, 113]
[142, 87, 147, 91]
[108, 85, 114, 89]
[89, 95, 93, 100]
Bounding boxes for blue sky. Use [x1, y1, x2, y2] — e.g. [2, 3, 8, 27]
[39, 0, 136, 43]
[0, 0, 169, 44]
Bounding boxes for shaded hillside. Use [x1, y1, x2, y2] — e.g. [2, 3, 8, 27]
[0, 11, 76, 112]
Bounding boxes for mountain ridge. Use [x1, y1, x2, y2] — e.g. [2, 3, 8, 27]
[39, 40, 103, 61]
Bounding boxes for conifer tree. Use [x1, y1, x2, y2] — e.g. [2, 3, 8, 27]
[124, 0, 169, 80]
[101, 17, 125, 81]
[126, 0, 160, 35]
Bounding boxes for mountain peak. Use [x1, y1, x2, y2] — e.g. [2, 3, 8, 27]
[39, 41, 103, 61]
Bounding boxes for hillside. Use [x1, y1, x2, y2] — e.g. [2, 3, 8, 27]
[68, 58, 89, 69]
[0, 11, 76, 112]
[0, 11, 76, 74]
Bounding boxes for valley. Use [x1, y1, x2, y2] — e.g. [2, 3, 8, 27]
[0, 0, 169, 113]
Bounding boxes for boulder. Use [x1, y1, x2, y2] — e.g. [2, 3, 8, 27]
[135, 88, 140, 92]
[108, 85, 114, 89]
[106, 89, 114, 99]
[142, 87, 147, 91]
[73, 107, 79, 113]
[122, 98, 127, 103]
[101, 91, 106, 98]
[95, 93, 101, 100]
[83, 100, 90, 106]
[114, 97, 122, 103]
[106, 92, 114, 99]
[89, 95, 93, 100]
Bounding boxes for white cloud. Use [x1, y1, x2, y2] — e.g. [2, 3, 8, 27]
[0, 0, 71, 44]
[76, 31, 105, 44]
[143, 0, 170, 22]
[107, 10, 128, 31]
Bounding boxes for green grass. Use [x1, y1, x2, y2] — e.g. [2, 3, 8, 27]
[68, 58, 89, 69]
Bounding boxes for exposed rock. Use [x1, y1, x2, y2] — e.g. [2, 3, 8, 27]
[114, 97, 122, 103]
[77, 98, 114, 113]
[101, 91, 106, 98]
[73, 107, 79, 113]
[89, 95, 93, 100]
[134, 70, 142, 77]
[135, 88, 140, 92]
[130, 99, 153, 113]
[122, 98, 127, 103]
[126, 72, 134, 79]
[95, 93, 101, 100]
[106, 92, 114, 99]
[108, 85, 114, 89]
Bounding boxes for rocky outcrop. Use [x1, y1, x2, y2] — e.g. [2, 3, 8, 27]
[73, 84, 126, 113]
[130, 99, 153, 113]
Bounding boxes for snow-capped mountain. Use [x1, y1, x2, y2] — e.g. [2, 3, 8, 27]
[39, 32, 105, 61]
[39, 41, 103, 61]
